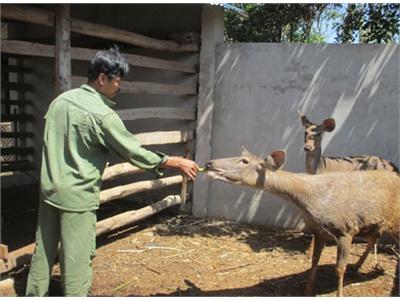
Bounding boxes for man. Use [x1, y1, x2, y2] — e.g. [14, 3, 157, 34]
[26, 47, 199, 296]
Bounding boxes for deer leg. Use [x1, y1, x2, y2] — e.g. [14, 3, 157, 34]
[306, 236, 314, 259]
[353, 235, 378, 270]
[304, 234, 325, 296]
[335, 235, 352, 297]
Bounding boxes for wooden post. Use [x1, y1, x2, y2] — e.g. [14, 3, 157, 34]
[192, 4, 225, 218]
[180, 141, 193, 211]
[54, 4, 71, 96]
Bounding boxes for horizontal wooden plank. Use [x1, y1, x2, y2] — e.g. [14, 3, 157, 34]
[1, 243, 35, 274]
[1, 195, 182, 272]
[72, 76, 197, 95]
[0, 132, 34, 139]
[71, 19, 199, 52]
[102, 162, 144, 181]
[2, 5, 199, 53]
[0, 245, 8, 260]
[1, 147, 34, 156]
[1, 160, 35, 172]
[1, 40, 197, 74]
[1, 40, 54, 58]
[1, 114, 34, 122]
[117, 107, 196, 121]
[136, 131, 193, 146]
[2, 82, 32, 91]
[2, 65, 31, 73]
[96, 195, 181, 236]
[72, 46, 197, 73]
[100, 175, 183, 203]
[1, 5, 53, 27]
[1, 100, 33, 107]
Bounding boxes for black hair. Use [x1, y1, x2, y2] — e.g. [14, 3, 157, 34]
[87, 46, 129, 81]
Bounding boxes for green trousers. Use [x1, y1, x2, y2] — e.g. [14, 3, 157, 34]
[25, 200, 96, 296]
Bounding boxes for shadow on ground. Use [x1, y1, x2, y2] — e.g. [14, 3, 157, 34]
[142, 265, 384, 297]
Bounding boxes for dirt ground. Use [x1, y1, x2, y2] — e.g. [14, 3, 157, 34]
[7, 210, 399, 297]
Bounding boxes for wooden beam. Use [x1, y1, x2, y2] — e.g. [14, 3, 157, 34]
[117, 107, 196, 121]
[71, 76, 197, 95]
[1, 4, 199, 53]
[1, 5, 54, 27]
[71, 19, 199, 53]
[1, 114, 34, 122]
[0, 245, 8, 260]
[193, 5, 225, 218]
[100, 175, 183, 203]
[1, 147, 35, 156]
[2, 243, 35, 273]
[102, 163, 144, 181]
[2, 65, 32, 73]
[1, 161, 35, 172]
[1, 195, 182, 272]
[2, 82, 32, 91]
[1, 40, 197, 74]
[96, 194, 181, 236]
[135, 131, 194, 146]
[1, 100, 33, 107]
[54, 4, 71, 95]
[0, 132, 34, 139]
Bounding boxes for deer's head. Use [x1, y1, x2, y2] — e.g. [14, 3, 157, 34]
[298, 110, 335, 152]
[206, 149, 286, 187]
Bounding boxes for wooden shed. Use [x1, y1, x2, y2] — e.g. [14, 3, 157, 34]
[0, 3, 223, 277]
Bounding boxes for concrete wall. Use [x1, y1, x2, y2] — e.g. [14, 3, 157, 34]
[202, 43, 399, 229]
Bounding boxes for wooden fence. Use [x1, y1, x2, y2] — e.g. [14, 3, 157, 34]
[0, 4, 200, 274]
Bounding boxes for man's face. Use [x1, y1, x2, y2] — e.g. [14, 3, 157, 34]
[98, 73, 122, 99]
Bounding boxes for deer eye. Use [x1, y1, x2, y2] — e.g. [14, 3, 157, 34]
[240, 158, 249, 164]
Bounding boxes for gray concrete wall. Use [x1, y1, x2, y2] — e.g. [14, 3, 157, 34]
[203, 43, 399, 229]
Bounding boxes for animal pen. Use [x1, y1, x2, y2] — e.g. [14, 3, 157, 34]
[0, 3, 222, 285]
[1, 3, 399, 297]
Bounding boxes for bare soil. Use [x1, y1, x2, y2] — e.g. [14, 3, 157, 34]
[8, 211, 399, 297]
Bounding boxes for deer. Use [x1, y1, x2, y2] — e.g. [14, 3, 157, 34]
[298, 111, 399, 267]
[298, 111, 399, 175]
[205, 149, 400, 296]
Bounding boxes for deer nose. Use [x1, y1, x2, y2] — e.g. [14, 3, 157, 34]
[304, 145, 314, 152]
[205, 162, 212, 169]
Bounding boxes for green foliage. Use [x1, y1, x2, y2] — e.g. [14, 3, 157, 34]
[225, 3, 399, 44]
[335, 4, 400, 43]
[225, 4, 329, 43]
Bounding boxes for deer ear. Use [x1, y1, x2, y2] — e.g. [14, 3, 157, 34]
[298, 111, 313, 128]
[262, 150, 286, 171]
[323, 118, 335, 132]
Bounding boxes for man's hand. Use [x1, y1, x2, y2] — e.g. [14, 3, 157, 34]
[162, 156, 199, 180]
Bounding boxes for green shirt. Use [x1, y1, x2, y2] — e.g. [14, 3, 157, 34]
[40, 84, 168, 212]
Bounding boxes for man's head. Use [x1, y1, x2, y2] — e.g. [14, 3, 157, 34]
[87, 47, 129, 99]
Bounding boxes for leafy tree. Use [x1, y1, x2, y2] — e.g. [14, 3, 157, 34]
[225, 3, 399, 44]
[225, 4, 330, 43]
[335, 4, 400, 43]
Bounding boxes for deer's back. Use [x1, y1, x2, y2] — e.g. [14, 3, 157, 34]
[318, 155, 399, 174]
[308, 170, 400, 237]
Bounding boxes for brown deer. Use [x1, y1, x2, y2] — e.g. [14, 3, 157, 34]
[298, 111, 399, 267]
[205, 149, 400, 296]
[298, 111, 399, 175]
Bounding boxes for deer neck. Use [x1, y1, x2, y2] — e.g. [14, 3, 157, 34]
[305, 147, 321, 174]
[261, 170, 317, 213]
